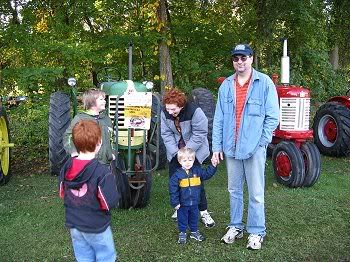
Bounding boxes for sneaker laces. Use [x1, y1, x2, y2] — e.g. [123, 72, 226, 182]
[248, 234, 262, 243]
[201, 211, 214, 223]
[226, 227, 237, 235]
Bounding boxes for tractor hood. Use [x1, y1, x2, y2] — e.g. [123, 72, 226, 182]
[100, 80, 149, 96]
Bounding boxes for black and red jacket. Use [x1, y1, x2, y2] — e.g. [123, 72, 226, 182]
[58, 157, 119, 233]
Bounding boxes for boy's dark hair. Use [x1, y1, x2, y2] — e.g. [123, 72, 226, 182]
[72, 120, 101, 153]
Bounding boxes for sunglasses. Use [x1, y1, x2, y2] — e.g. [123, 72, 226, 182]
[232, 56, 250, 62]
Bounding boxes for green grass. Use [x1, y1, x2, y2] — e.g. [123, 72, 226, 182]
[0, 156, 349, 261]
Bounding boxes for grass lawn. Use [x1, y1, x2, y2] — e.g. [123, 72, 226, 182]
[0, 155, 349, 261]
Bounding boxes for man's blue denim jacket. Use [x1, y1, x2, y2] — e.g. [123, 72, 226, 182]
[212, 69, 279, 160]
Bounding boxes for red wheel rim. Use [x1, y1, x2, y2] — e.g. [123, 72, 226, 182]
[323, 118, 337, 143]
[275, 151, 292, 180]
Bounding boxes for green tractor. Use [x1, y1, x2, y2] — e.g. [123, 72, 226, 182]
[0, 103, 14, 185]
[48, 44, 166, 208]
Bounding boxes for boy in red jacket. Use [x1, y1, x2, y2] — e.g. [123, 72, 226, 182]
[59, 120, 119, 261]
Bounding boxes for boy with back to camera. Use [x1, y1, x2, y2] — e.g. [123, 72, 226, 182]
[169, 148, 218, 244]
[59, 120, 119, 262]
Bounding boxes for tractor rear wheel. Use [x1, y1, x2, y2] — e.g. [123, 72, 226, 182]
[49, 92, 70, 176]
[114, 155, 131, 209]
[189, 88, 216, 158]
[131, 154, 152, 208]
[313, 102, 350, 157]
[300, 142, 321, 187]
[272, 141, 305, 187]
[150, 92, 167, 170]
[0, 108, 12, 185]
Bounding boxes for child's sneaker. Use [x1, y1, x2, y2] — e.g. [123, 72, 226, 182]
[190, 231, 205, 242]
[171, 209, 177, 221]
[246, 234, 263, 250]
[178, 232, 186, 244]
[200, 210, 215, 228]
[221, 226, 243, 244]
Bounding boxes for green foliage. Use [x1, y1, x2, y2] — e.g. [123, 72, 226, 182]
[0, 0, 349, 99]
[9, 96, 49, 160]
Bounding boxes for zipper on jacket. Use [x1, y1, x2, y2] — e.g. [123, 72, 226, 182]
[187, 170, 193, 206]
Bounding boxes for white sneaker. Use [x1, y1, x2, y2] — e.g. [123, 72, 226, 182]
[171, 210, 177, 221]
[200, 210, 215, 228]
[221, 226, 243, 244]
[246, 234, 263, 250]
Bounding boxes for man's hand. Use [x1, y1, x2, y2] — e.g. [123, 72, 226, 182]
[212, 152, 224, 165]
[211, 158, 218, 167]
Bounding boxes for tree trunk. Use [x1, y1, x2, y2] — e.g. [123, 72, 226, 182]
[8, 0, 20, 25]
[157, 0, 173, 93]
[329, 45, 339, 70]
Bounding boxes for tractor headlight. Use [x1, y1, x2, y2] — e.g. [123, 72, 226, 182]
[143, 81, 154, 90]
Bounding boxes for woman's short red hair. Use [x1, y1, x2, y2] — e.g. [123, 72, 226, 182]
[72, 120, 101, 153]
[162, 88, 187, 108]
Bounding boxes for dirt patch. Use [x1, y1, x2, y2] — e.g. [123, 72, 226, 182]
[10, 147, 50, 177]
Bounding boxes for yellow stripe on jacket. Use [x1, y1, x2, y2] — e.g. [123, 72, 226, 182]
[179, 177, 201, 187]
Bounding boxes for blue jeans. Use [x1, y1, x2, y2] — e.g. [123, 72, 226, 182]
[225, 145, 267, 236]
[177, 205, 199, 232]
[70, 226, 117, 262]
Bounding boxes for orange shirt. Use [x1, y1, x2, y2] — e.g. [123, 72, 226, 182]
[235, 74, 252, 140]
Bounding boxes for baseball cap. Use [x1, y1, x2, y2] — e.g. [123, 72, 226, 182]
[231, 44, 253, 56]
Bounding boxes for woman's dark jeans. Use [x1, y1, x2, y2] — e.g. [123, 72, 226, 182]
[168, 156, 208, 211]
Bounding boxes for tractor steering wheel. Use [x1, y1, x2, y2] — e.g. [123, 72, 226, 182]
[97, 67, 122, 83]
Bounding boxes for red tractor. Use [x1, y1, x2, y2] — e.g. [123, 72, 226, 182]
[269, 39, 321, 187]
[313, 91, 350, 157]
[218, 39, 321, 188]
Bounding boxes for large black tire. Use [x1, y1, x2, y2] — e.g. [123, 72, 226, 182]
[189, 88, 216, 156]
[48, 92, 70, 176]
[272, 141, 305, 188]
[131, 154, 152, 208]
[149, 93, 167, 170]
[300, 142, 321, 187]
[114, 155, 131, 209]
[313, 102, 350, 157]
[0, 107, 12, 185]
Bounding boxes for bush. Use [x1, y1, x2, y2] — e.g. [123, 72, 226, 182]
[8, 95, 49, 160]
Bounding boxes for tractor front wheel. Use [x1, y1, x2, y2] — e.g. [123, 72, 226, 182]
[300, 142, 321, 187]
[0, 108, 12, 185]
[48, 92, 70, 176]
[130, 154, 152, 208]
[272, 141, 305, 187]
[313, 102, 350, 157]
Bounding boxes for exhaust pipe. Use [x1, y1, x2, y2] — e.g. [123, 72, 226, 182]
[281, 39, 290, 85]
[128, 42, 133, 80]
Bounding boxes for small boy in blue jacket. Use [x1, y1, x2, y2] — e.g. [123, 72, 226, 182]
[169, 147, 218, 244]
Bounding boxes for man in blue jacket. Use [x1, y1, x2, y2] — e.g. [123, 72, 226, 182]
[212, 44, 279, 250]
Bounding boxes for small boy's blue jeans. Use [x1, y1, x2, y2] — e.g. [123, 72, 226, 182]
[70, 226, 117, 262]
[177, 205, 199, 232]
